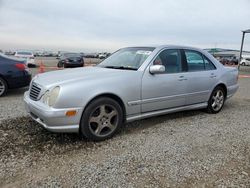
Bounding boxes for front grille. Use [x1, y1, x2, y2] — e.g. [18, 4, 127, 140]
[29, 82, 41, 101]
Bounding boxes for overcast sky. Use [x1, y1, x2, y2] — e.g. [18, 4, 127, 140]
[0, 0, 250, 52]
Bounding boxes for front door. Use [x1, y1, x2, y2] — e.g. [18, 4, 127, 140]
[141, 49, 187, 113]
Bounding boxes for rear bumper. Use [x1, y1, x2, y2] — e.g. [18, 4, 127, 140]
[24, 92, 82, 133]
[8, 72, 31, 89]
[65, 63, 84, 68]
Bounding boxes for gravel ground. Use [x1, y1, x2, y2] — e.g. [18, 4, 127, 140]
[0, 87, 28, 122]
[0, 68, 250, 187]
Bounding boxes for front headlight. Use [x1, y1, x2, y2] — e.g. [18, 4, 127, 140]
[42, 86, 60, 107]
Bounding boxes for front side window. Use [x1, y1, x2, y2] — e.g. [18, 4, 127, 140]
[153, 49, 182, 73]
[98, 47, 155, 70]
[185, 50, 205, 71]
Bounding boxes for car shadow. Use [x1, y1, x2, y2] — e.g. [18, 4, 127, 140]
[2, 87, 28, 97]
[123, 109, 203, 134]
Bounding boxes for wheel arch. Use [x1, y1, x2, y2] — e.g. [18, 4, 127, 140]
[214, 83, 227, 97]
[83, 93, 127, 122]
[0, 74, 9, 88]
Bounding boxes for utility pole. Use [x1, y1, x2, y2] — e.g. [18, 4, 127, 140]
[239, 29, 250, 70]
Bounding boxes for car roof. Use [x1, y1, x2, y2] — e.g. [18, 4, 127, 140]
[123, 45, 204, 51]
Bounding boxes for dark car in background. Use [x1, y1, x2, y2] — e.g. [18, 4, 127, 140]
[219, 57, 238, 66]
[0, 53, 31, 97]
[57, 53, 84, 68]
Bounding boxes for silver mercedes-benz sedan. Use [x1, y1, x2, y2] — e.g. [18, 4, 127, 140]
[24, 45, 239, 141]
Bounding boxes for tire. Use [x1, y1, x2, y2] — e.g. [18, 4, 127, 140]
[63, 63, 67, 68]
[242, 62, 246, 66]
[57, 62, 63, 68]
[80, 97, 123, 141]
[0, 77, 8, 97]
[206, 86, 225, 114]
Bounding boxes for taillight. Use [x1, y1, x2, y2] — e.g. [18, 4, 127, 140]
[15, 63, 26, 71]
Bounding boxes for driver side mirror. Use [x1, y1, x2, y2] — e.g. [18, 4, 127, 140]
[149, 65, 165, 74]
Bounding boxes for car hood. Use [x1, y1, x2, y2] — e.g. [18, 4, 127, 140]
[34, 66, 138, 87]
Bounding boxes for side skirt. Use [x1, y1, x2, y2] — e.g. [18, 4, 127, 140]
[126, 102, 208, 122]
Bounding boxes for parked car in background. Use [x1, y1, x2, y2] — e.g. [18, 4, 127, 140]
[240, 57, 250, 66]
[0, 53, 31, 97]
[24, 45, 239, 141]
[43, 51, 58, 57]
[229, 56, 239, 65]
[57, 53, 84, 68]
[219, 57, 238, 66]
[98, 52, 109, 59]
[4, 51, 15, 56]
[84, 53, 98, 58]
[14, 51, 36, 67]
[34, 50, 44, 57]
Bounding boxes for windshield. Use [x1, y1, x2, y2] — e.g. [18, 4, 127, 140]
[98, 47, 155, 70]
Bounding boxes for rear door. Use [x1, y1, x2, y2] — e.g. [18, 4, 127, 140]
[182, 49, 218, 105]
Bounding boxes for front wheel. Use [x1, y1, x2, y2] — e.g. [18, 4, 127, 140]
[80, 97, 123, 141]
[206, 86, 225, 113]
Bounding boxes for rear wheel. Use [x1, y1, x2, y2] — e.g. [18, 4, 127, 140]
[206, 86, 225, 113]
[0, 77, 7, 97]
[80, 97, 123, 141]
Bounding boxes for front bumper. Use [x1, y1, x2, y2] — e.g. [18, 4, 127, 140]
[24, 92, 82, 133]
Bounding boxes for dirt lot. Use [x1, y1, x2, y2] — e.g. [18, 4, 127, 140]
[0, 61, 250, 187]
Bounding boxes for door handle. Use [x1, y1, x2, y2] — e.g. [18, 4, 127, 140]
[210, 73, 217, 78]
[178, 75, 187, 81]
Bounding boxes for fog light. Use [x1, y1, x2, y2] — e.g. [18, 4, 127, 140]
[66, 110, 77, 117]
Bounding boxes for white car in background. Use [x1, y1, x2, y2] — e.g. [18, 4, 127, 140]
[14, 51, 36, 67]
[240, 57, 250, 66]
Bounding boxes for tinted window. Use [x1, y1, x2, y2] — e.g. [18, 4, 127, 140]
[153, 49, 182, 73]
[185, 50, 205, 71]
[203, 56, 216, 70]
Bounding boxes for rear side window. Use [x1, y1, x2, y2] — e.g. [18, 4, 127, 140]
[203, 56, 216, 70]
[185, 50, 205, 71]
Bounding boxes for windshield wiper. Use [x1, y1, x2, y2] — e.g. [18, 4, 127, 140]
[103, 66, 137, 70]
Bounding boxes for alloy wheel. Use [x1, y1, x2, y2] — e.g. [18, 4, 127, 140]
[88, 104, 119, 137]
[211, 90, 224, 112]
[0, 79, 6, 96]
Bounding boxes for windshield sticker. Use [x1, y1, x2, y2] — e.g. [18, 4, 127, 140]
[136, 51, 152, 55]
